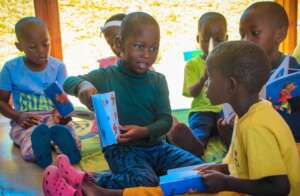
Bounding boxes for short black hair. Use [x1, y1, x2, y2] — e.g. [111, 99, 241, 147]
[105, 13, 126, 24]
[207, 40, 271, 93]
[198, 12, 227, 30]
[120, 12, 159, 42]
[15, 16, 46, 41]
[244, 1, 288, 30]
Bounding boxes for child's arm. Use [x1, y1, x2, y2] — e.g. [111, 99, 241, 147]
[189, 70, 208, 97]
[200, 170, 290, 195]
[0, 89, 40, 128]
[183, 59, 207, 98]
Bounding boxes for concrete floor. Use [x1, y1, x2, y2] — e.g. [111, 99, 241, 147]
[0, 115, 43, 195]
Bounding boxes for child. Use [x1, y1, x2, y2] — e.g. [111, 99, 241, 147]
[98, 13, 126, 68]
[239, 1, 300, 142]
[42, 41, 300, 196]
[168, 12, 228, 156]
[0, 17, 81, 168]
[62, 12, 203, 189]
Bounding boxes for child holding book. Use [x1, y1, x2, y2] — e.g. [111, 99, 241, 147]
[42, 41, 300, 196]
[61, 11, 203, 189]
[0, 17, 81, 168]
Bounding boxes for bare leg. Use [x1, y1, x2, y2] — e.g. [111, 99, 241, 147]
[82, 180, 123, 196]
[167, 123, 204, 157]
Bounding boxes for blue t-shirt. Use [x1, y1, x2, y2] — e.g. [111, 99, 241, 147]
[0, 56, 67, 112]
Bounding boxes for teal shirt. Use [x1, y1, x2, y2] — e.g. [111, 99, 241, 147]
[63, 62, 172, 146]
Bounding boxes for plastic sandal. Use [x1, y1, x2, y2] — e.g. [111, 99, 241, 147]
[43, 165, 80, 196]
[56, 154, 88, 189]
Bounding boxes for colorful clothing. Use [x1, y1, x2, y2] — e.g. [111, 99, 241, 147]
[0, 56, 76, 161]
[0, 56, 66, 112]
[183, 56, 221, 113]
[183, 56, 222, 142]
[10, 111, 75, 161]
[223, 100, 300, 196]
[64, 61, 203, 188]
[97, 56, 119, 69]
[64, 61, 171, 147]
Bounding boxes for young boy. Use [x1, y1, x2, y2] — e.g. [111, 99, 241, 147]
[0, 17, 81, 168]
[168, 12, 228, 157]
[239, 1, 300, 142]
[42, 41, 300, 196]
[62, 12, 203, 189]
[98, 13, 126, 68]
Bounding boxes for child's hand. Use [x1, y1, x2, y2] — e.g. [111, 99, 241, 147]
[52, 109, 71, 125]
[194, 163, 226, 174]
[201, 170, 228, 193]
[117, 125, 149, 143]
[56, 93, 69, 104]
[16, 112, 41, 128]
[78, 87, 97, 111]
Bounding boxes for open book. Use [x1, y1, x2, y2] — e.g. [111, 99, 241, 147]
[91, 92, 120, 148]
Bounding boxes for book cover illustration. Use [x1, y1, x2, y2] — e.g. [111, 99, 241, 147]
[266, 71, 300, 114]
[44, 81, 74, 117]
[91, 92, 120, 148]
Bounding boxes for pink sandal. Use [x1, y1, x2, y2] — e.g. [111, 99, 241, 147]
[43, 165, 81, 196]
[56, 154, 89, 189]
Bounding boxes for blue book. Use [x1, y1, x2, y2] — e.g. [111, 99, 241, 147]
[91, 92, 120, 148]
[160, 170, 206, 196]
[266, 71, 300, 114]
[183, 50, 204, 61]
[44, 82, 74, 117]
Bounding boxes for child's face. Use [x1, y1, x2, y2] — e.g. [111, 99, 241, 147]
[16, 25, 50, 66]
[103, 26, 121, 56]
[120, 24, 159, 74]
[206, 63, 228, 105]
[198, 21, 227, 57]
[240, 9, 279, 57]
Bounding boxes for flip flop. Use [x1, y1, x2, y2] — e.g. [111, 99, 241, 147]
[31, 124, 52, 168]
[50, 125, 81, 164]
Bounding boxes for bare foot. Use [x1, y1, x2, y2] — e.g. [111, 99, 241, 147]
[167, 123, 204, 157]
[82, 180, 123, 196]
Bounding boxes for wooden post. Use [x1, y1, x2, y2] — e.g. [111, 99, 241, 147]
[33, 0, 63, 60]
[276, 0, 298, 54]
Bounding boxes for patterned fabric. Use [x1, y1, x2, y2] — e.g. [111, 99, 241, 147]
[10, 111, 75, 161]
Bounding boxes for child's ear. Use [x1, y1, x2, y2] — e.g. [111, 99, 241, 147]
[114, 36, 123, 58]
[228, 76, 238, 96]
[15, 42, 23, 52]
[275, 27, 287, 44]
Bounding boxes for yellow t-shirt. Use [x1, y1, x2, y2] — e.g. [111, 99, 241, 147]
[223, 100, 300, 196]
[182, 56, 221, 113]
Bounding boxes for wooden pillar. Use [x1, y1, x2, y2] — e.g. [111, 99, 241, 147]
[33, 0, 63, 60]
[276, 0, 298, 54]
